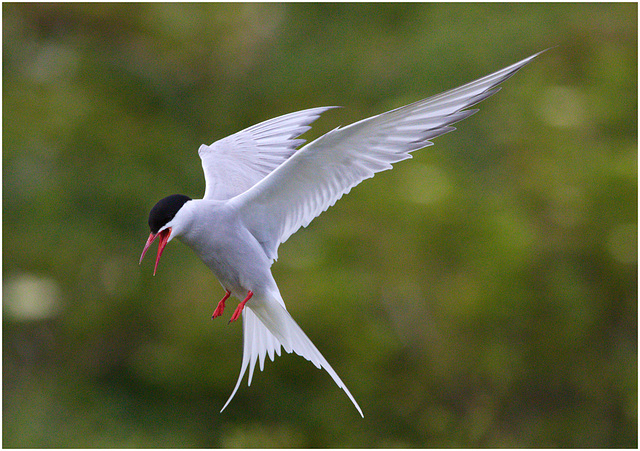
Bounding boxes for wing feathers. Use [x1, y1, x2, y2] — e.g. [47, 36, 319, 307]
[200, 107, 338, 200]
[231, 51, 544, 257]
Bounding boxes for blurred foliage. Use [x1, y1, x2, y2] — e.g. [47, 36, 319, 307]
[3, 3, 637, 448]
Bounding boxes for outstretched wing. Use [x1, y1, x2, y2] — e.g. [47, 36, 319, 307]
[199, 107, 337, 200]
[230, 50, 546, 261]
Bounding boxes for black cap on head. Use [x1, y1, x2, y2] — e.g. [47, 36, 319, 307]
[148, 194, 192, 233]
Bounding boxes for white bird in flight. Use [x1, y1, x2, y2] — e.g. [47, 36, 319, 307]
[140, 50, 546, 417]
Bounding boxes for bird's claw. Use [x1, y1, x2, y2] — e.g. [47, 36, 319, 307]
[212, 290, 231, 319]
[228, 291, 253, 323]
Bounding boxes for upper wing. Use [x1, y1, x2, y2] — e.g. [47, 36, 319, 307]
[199, 107, 337, 200]
[230, 50, 546, 260]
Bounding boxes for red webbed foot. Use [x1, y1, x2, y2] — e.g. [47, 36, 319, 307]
[229, 291, 253, 323]
[212, 290, 231, 319]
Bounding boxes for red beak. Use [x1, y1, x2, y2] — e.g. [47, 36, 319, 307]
[139, 228, 172, 276]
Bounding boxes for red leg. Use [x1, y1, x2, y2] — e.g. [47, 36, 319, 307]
[212, 290, 231, 319]
[229, 291, 253, 323]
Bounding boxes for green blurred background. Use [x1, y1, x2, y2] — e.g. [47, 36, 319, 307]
[3, 3, 637, 448]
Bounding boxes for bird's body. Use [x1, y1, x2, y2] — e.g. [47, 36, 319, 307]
[140, 50, 547, 417]
[177, 200, 272, 296]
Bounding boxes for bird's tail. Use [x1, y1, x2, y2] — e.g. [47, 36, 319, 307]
[220, 293, 364, 417]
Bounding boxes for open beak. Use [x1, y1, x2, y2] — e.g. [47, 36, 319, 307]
[139, 228, 172, 276]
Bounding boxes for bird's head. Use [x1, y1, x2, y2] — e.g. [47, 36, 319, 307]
[140, 194, 192, 275]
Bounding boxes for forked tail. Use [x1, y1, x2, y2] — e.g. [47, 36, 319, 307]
[220, 295, 364, 417]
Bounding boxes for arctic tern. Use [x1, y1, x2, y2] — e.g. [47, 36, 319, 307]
[140, 50, 546, 417]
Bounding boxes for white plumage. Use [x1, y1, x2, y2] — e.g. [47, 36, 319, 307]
[199, 107, 337, 201]
[140, 50, 546, 417]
